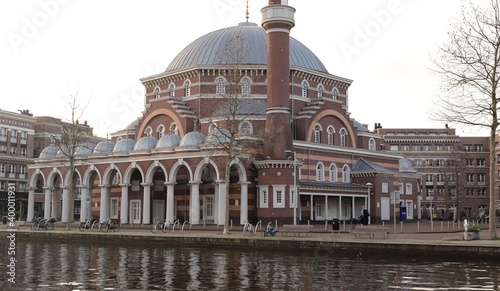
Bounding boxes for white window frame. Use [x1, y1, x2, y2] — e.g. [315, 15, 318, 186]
[329, 163, 337, 182]
[169, 83, 175, 97]
[184, 80, 191, 96]
[313, 124, 322, 143]
[340, 128, 347, 147]
[273, 185, 286, 208]
[154, 86, 161, 99]
[316, 162, 324, 181]
[301, 80, 308, 98]
[332, 87, 339, 99]
[289, 186, 297, 208]
[216, 77, 226, 95]
[327, 126, 334, 145]
[382, 182, 389, 193]
[317, 84, 324, 98]
[341, 165, 350, 183]
[259, 186, 269, 208]
[241, 77, 251, 96]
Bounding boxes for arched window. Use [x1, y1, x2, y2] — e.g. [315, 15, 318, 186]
[342, 165, 350, 183]
[208, 123, 217, 134]
[316, 162, 324, 181]
[238, 121, 253, 135]
[329, 163, 337, 182]
[169, 123, 178, 135]
[169, 84, 175, 97]
[154, 86, 161, 99]
[157, 125, 165, 139]
[332, 87, 339, 100]
[301, 80, 308, 98]
[327, 126, 335, 145]
[216, 77, 225, 95]
[144, 126, 152, 137]
[317, 84, 324, 98]
[314, 124, 322, 143]
[184, 80, 191, 97]
[116, 136, 123, 142]
[340, 128, 347, 147]
[241, 78, 251, 96]
[368, 138, 376, 151]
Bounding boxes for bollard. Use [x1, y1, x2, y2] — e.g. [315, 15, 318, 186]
[230, 219, 233, 230]
[440, 221, 443, 232]
[417, 221, 420, 232]
[325, 220, 328, 231]
[400, 221, 403, 233]
[275, 220, 278, 231]
[342, 220, 346, 231]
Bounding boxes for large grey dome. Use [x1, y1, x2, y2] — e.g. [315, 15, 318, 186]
[39, 145, 59, 160]
[166, 22, 328, 73]
[156, 134, 181, 149]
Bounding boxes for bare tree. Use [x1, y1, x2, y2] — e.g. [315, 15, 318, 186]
[430, 0, 500, 238]
[51, 91, 93, 230]
[437, 146, 468, 221]
[205, 32, 264, 235]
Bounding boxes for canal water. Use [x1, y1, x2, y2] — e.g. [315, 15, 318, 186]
[1, 238, 500, 290]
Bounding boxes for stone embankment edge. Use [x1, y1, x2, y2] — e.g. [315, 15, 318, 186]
[11, 230, 500, 260]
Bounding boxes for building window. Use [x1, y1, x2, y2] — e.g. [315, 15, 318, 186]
[423, 145, 431, 151]
[273, 185, 285, 208]
[317, 84, 324, 98]
[466, 159, 474, 166]
[216, 77, 225, 95]
[19, 165, 25, 175]
[10, 164, 16, 175]
[301, 81, 308, 98]
[184, 80, 191, 96]
[479, 188, 487, 196]
[313, 124, 321, 143]
[10, 146, 17, 155]
[259, 187, 269, 208]
[238, 121, 253, 135]
[425, 159, 433, 167]
[316, 163, 324, 181]
[20, 148, 27, 157]
[0, 164, 5, 173]
[169, 123, 178, 135]
[463, 145, 472, 152]
[241, 78, 251, 96]
[466, 174, 474, 183]
[426, 174, 433, 182]
[477, 159, 485, 167]
[332, 87, 339, 100]
[340, 128, 347, 147]
[342, 165, 350, 183]
[466, 188, 474, 196]
[414, 159, 422, 167]
[412, 144, 421, 151]
[327, 126, 334, 145]
[154, 86, 161, 99]
[157, 125, 165, 139]
[0, 182, 5, 191]
[329, 163, 337, 182]
[19, 182, 26, 191]
[475, 144, 483, 152]
[315, 199, 323, 217]
[477, 173, 486, 184]
[368, 138, 375, 151]
[406, 183, 412, 195]
[401, 145, 410, 151]
[169, 84, 175, 97]
[144, 126, 152, 137]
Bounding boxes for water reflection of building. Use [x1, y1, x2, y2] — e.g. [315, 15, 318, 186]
[28, 0, 451, 226]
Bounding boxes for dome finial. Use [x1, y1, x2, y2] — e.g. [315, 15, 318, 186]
[245, 0, 249, 22]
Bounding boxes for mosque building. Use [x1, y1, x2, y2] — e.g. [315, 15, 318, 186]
[27, 0, 421, 226]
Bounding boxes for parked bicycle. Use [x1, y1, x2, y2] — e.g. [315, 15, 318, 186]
[79, 217, 97, 232]
[151, 217, 171, 233]
[32, 217, 56, 231]
[264, 222, 278, 237]
[100, 218, 120, 232]
[243, 219, 256, 236]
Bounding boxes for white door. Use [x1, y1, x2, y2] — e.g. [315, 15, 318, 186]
[152, 200, 165, 220]
[381, 197, 390, 221]
[130, 200, 141, 224]
[406, 200, 414, 220]
[204, 196, 214, 223]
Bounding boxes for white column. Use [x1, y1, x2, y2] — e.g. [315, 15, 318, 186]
[338, 196, 344, 220]
[79, 185, 88, 222]
[325, 196, 329, 221]
[239, 182, 249, 225]
[165, 182, 175, 223]
[51, 188, 58, 219]
[352, 197, 356, 218]
[142, 183, 152, 224]
[99, 184, 110, 220]
[120, 184, 129, 224]
[61, 187, 69, 223]
[214, 183, 220, 225]
[218, 181, 226, 226]
[27, 188, 35, 222]
[190, 181, 200, 225]
[310, 195, 314, 220]
[43, 187, 52, 219]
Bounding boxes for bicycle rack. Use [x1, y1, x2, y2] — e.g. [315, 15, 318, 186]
[172, 219, 180, 233]
[181, 221, 189, 232]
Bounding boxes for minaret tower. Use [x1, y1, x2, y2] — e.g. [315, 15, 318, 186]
[261, 0, 295, 159]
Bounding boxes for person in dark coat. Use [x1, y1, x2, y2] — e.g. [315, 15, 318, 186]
[360, 206, 370, 225]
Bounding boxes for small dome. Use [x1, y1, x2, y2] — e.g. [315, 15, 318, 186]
[93, 140, 116, 154]
[39, 145, 59, 159]
[206, 128, 231, 145]
[134, 136, 158, 151]
[179, 131, 206, 147]
[76, 143, 96, 156]
[113, 138, 135, 153]
[399, 158, 416, 173]
[156, 134, 181, 149]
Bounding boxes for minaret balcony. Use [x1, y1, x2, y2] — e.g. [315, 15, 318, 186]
[261, 5, 295, 28]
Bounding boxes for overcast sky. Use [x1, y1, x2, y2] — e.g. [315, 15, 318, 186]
[0, 0, 484, 138]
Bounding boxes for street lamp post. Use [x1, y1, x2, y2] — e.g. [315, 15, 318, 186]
[284, 150, 297, 225]
[366, 182, 372, 225]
